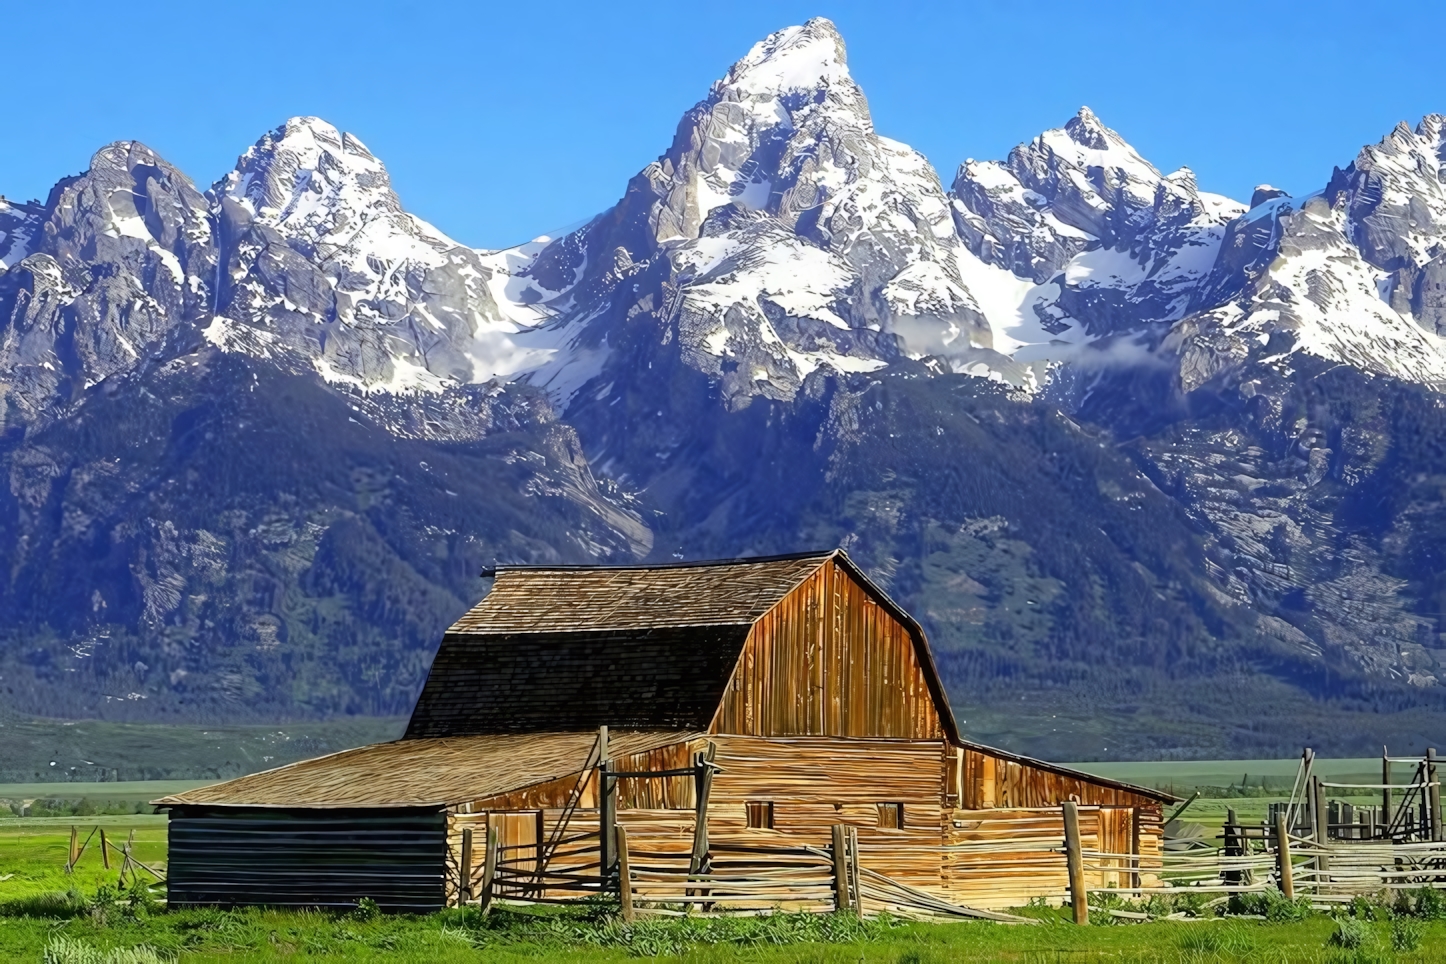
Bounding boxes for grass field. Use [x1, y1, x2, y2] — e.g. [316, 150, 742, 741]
[5, 754, 1443, 960]
[6, 817, 1446, 961]
[0, 717, 406, 784]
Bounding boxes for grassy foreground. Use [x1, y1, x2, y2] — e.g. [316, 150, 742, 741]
[6, 822, 1446, 962]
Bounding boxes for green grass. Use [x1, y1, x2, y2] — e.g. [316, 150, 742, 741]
[1059, 758, 1398, 796]
[6, 821, 1446, 961]
[0, 783, 209, 804]
[4, 899, 1446, 963]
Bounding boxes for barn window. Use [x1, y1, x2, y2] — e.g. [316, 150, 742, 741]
[745, 801, 774, 829]
[877, 803, 904, 829]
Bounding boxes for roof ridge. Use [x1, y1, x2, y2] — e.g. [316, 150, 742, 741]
[480, 548, 839, 577]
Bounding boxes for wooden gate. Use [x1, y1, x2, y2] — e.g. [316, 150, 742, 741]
[491, 811, 544, 898]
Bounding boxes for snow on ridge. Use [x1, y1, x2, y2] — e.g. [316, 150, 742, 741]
[720, 17, 852, 99]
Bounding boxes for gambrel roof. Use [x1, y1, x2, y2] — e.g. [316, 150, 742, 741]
[403, 549, 961, 742]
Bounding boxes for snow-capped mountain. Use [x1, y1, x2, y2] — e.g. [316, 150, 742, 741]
[7, 17, 1446, 756]
[501, 19, 1002, 407]
[948, 108, 1245, 360]
[208, 117, 555, 396]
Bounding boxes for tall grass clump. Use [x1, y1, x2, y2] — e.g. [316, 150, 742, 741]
[1177, 922, 1257, 956]
[42, 937, 172, 964]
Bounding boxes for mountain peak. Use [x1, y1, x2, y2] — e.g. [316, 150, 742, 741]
[217, 116, 402, 236]
[719, 17, 850, 98]
[1064, 106, 1110, 148]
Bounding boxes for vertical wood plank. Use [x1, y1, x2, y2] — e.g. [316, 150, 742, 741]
[831, 824, 851, 912]
[1428, 748, 1442, 843]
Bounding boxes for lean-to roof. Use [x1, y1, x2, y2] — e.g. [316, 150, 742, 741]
[154, 730, 695, 809]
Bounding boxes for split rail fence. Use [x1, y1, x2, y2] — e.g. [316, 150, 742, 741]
[452, 741, 1446, 924]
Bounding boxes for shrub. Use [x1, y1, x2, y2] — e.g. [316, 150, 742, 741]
[1393, 885, 1446, 920]
[1391, 916, 1424, 952]
[1231, 890, 1312, 921]
[1328, 917, 1375, 950]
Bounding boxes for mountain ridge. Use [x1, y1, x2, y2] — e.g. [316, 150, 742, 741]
[4, 17, 1446, 758]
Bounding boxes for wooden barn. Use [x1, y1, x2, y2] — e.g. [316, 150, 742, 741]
[157, 550, 1173, 912]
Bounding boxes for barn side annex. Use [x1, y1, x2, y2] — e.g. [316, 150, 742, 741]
[157, 549, 1173, 912]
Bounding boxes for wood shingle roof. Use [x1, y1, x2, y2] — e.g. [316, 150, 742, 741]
[448, 551, 834, 634]
[155, 730, 694, 808]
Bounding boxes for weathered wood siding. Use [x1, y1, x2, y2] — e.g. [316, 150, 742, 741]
[954, 745, 1165, 809]
[703, 736, 948, 887]
[444, 740, 700, 904]
[944, 805, 1163, 909]
[712, 560, 944, 739]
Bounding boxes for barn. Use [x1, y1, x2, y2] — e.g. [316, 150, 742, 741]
[156, 549, 1173, 912]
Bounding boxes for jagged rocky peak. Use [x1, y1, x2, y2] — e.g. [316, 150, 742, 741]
[0, 140, 218, 428]
[215, 117, 403, 245]
[1250, 184, 1290, 208]
[207, 116, 513, 398]
[1189, 114, 1446, 391]
[1331, 114, 1446, 333]
[0, 196, 44, 269]
[950, 107, 1241, 284]
[518, 18, 993, 409]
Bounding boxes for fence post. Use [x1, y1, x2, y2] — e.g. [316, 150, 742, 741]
[459, 827, 474, 904]
[847, 825, 863, 915]
[689, 743, 716, 876]
[99, 828, 110, 871]
[1312, 776, 1329, 885]
[67, 825, 78, 873]
[1275, 813, 1294, 900]
[1382, 745, 1391, 837]
[479, 825, 499, 914]
[1428, 748, 1442, 843]
[831, 824, 852, 912]
[1063, 801, 1088, 925]
[1223, 809, 1240, 887]
[616, 824, 634, 922]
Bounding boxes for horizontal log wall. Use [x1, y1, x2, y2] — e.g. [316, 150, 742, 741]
[712, 560, 944, 739]
[438, 736, 1167, 910]
[703, 736, 948, 889]
[167, 806, 448, 912]
[944, 805, 1164, 909]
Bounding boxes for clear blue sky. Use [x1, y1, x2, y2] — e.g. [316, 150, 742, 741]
[2, 0, 1443, 249]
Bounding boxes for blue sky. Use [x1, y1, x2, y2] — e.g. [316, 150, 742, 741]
[3, 0, 1443, 249]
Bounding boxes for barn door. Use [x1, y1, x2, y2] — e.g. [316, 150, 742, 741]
[490, 811, 543, 898]
[1097, 807, 1137, 889]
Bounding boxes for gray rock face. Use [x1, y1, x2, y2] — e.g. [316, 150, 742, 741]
[0, 196, 42, 269]
[0, 142, 217, 429]
[1333, 115, 1446, 334]
[516, 18, 994, 409]
[210, 117, 511, 395]
[948, 108, 1244, 341]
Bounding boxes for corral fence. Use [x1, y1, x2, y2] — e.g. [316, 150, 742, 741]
[453, 742, 1446, 924]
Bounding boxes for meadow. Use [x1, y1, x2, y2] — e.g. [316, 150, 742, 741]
[4, 758, 1445, 960]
